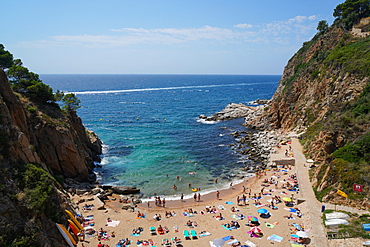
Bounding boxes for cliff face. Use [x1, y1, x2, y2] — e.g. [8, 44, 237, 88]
[245, 25, 370, 207]
[0, 69, 101, 181]
[246, 27, 369, 162]
[0, 69, 102, 245]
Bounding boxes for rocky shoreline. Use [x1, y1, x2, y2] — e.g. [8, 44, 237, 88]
[200, 101, 282, 173]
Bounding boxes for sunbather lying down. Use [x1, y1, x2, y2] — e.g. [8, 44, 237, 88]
[186, 220, 198, 227]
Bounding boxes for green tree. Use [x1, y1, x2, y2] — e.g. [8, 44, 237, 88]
[333, 0, 370, 29]
[27, 82, 55, 103]
[62, 93, 81, 112]
[317, 20, 329, 33]
[54, 90, 64, 101]
[0, 44, 14, 69]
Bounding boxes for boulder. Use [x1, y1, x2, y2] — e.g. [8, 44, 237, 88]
[111, 186, 140, 194]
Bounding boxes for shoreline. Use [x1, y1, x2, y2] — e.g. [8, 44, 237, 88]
[136, 175, 259, 210]
[71, 136, 318, 247]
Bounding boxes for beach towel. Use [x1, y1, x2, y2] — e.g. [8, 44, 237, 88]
[265, 222, 275, 228]
[231, 214, 242, 220]
[214, 216, 224, 221]
[290, 242, 303, 247]
[292, 223, 302, 230]
[222, 235, 233, 241]
[225, 201, 234, 205]
[267, 234, 283, 242]
[222, 225, 232, 230]
[136, 214, 146, 219]
[183, 212, 195, 217]
[227, 239, 240, 245]
[254, 204, 265, 208]
[217, 205, 225, 210]
[244, 240, 257, 247]
[199, 231, 211, 237]
[106, 220, 120, 227]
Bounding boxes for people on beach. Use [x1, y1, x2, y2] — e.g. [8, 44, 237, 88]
[216, 190, 220, 199]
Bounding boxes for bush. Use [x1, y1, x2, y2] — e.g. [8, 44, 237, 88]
[27, 107, 37, 114]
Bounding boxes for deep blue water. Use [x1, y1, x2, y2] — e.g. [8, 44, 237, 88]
[41, 74, 280, 199]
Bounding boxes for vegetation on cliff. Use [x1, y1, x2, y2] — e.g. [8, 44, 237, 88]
[0, 46, 102, 245]
[268, 0, 370, 206]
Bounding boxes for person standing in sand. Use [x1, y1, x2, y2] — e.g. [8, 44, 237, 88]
[180, 193, 184, 201]
[197, 193, 201, 202]
[193, 193, 197, 201]
[216, 190, 220, 199]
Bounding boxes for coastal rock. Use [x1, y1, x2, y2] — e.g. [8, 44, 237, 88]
[201, 103, 258, 121]
[111, 186, 141, 195]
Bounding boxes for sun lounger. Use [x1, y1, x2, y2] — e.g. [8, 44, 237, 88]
[150, 226, 157, 235]
[190, 229, 197, 239]
[183, 230, 191, 240]
[162, 238, 172, 246]
[171, 237, 182, 246]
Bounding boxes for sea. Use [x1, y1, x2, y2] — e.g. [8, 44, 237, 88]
[40, 74, 280, 200]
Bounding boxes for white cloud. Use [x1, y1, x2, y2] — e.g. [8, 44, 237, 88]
[234, 23, 253, 29]
[17, 15, 318, 48]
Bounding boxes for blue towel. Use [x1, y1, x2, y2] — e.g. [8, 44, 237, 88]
[222, 235, 232, 241]
[225, 201, 234, 205]
[267, 234, 283, 242]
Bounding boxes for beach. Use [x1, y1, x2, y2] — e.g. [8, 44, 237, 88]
[70, 134, 334, 247]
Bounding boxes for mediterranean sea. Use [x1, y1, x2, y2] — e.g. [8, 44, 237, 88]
[41, 74, 280, 200]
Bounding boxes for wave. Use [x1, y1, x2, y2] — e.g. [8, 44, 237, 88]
[196, 118, 219, 124]
[70, 82, 266, 95]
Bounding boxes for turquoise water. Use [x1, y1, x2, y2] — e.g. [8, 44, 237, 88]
[41, 74, 280, 199]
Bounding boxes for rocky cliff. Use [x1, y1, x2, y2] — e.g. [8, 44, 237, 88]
[0, 68, 102, 245]
[0, 69, 101, 181]
[245, 23, 370, 206]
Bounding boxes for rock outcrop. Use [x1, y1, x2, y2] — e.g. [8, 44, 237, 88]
[200, 103, 259, 121]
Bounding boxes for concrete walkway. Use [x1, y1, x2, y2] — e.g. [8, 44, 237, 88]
[291, 138, 329, 247]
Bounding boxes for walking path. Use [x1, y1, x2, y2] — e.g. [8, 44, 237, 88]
[291, 138, 329, 247]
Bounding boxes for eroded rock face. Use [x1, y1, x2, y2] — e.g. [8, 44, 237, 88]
[0, 69, 102, 181]
[244, 27, 369, 161]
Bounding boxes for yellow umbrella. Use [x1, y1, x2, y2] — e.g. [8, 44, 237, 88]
[283, 197, 292, 202]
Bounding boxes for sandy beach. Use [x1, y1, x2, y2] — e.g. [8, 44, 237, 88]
[70, 135, 325, 247]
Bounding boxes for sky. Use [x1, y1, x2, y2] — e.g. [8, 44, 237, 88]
[1, 0, 344, 75]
